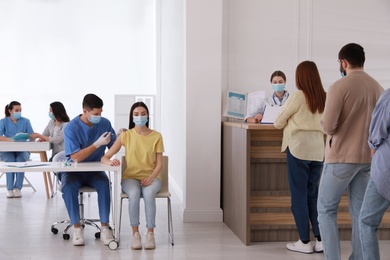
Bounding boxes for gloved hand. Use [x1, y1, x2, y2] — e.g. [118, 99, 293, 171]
[93, 132, 111, 148]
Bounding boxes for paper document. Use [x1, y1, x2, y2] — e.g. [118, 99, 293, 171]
[226, 91, 247, 119]
[5, 162, 51, 168]
[261, 105, 283, 124]
[246, 91, 266, 118]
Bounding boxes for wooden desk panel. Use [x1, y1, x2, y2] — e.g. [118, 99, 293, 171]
[222, 122, 390, 245]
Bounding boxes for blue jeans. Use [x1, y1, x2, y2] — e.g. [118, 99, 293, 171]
[359, 178, 390, 260]
[61, 171, 111, 225]
[0, 151, 30, 190]
[122, 178, 161, 229]
[318, 163, 370, 260]
[286, 148, 323, 241]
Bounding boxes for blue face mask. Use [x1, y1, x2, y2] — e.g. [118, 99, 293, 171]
[272, 84, 285, 92]
[88, 115, 101, 124]
[340, 71, 346, 78]
[49, 112, 55, 119]
[133, 116, 148, 127]
[13, 112, 22, 119]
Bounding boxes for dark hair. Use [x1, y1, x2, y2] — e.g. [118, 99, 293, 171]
[338, 43, 365, 68]
[5, 101, 21, 117]
[295, 61, 326, 113]
[128, 102, 150, 129]
[82, 94, 103, 111]
[270, 70, 287, 82]
[50, 101, 70, 122]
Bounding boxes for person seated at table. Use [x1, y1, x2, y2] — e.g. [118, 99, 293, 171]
[34, 101, 70, 161]
[101, 101, 164, 250]
[245, 70, 290, 123]
[0, 101, 40, 198]
[61, 93, 116, 246]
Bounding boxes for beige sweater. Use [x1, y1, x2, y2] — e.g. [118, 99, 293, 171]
[321, 70, 383, 164]
[274, 90, 324, 161]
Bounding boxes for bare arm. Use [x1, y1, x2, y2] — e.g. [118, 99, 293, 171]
[141, 153, 163, 187]
[0, 136, 12, 141]
[70, 145, 98, 162]
[246, 114, 263, 124]
[101, 138, 122, 166]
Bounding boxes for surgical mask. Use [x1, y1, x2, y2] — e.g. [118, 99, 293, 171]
[13, 112, 22, 119]
[49, 112, 55, 119]
[133, 116, 148, 127]
[340, 63, 346, 77]
[88, 115, 101, 124]
[272, 84, 285, 92]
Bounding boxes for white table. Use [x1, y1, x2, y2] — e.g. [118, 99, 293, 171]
[0, 141, 52, 198]
[0, 161, 121, 249]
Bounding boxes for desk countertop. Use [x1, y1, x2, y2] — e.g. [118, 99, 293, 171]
[0, 141, 51, 152]
[0, 161, 120, 173]
[223, 121, 279, 130]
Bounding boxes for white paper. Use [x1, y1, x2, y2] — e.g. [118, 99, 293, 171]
[261, 105, 283, 124]
[5, 162, 51, 168]
[246, 91, 266, 117]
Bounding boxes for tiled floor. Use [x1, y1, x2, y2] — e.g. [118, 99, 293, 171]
[1, 172, 390, 260]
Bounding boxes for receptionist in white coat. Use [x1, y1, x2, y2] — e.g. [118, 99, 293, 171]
[245, 70, 290, 123]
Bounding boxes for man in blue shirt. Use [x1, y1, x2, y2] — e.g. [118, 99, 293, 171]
[62, 94, 116, 246]
[359, 89, 390, 259]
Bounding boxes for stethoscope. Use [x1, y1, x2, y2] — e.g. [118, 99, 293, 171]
[272, 94, 284, 107]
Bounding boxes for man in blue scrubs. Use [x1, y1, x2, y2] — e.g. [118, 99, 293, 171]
[62, 93, 116, 246]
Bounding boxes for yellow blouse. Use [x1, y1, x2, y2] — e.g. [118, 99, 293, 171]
[274, 90, 324, 161]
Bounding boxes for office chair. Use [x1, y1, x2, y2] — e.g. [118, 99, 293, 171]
[119, 155, 174, 245]
[50, 151, 101, 240]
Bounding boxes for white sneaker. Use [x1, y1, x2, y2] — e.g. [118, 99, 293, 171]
[144, 232, 156, 250]
[286, 239, 313, 254]
[73, 227, 85, 246]
[7, 190, 14, 198]
[131, 232, 142, 250]
[100, 226, 114, 245]
[314, 239, 323, 253]
[14, 189, 22, 198]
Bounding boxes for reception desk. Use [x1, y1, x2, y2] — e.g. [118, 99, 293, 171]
[222, 121, 390, 245]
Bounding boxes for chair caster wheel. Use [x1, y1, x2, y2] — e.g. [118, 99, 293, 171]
[95, 232, 100, 239]
[63, 234, 70, 240]
[108, 240, 119, 250]
[51, 228, 58, 234]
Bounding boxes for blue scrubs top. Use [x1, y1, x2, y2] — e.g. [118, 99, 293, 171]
[0, 117, 34, 137]
[64, 115, 116, 162]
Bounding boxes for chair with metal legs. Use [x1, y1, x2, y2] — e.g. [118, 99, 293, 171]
[118, 155, 174, 245]
[50, 151, 101, 240]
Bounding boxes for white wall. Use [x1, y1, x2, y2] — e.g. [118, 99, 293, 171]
[160, 0, 186, 203]
[225, 0, 390, 99]
[0, 0, 157, 135]
[183, 0, 224, 222]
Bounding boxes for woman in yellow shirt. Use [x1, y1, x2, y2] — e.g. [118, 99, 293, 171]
[274, 61, 326, 254]
[101, 102, 164, 250]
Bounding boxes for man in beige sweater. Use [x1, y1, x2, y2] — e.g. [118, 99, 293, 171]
[317, 43, 383, 260]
